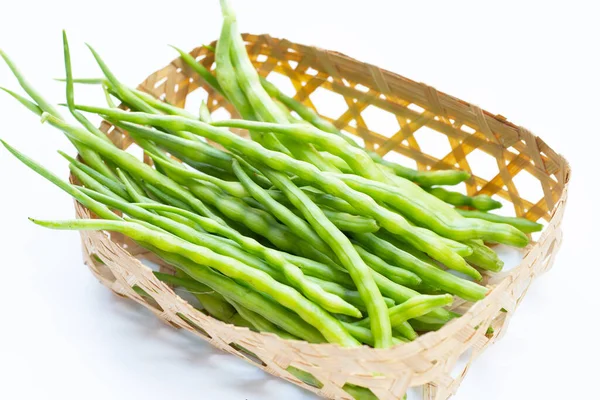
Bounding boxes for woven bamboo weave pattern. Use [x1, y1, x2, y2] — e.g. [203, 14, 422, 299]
[73, 33, 570, 400]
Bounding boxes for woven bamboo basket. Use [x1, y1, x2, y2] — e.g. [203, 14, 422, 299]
[73, 33, 570, 400]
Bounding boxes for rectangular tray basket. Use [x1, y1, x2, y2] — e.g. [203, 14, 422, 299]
[74, 33, 570, 400]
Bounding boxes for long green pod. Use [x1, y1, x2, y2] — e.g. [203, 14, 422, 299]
[33, 218, 359, 346]
[133, 89, 198, 119]
[73, 105, 468, 271]
[0, 87, 44, 115]
[463, 239, 504, 272]
[233, 159, 331, 255]
[59, 151, 130, 200]
[62, 31, 115, 147]
[41, 113, 225, 224]
[378, 230, 484, 279]
[150, 257, 324, 343]
[337, 172, 529, 247]
[214, 14, 256, 121]
[424, 186, 502, 211]
[354, 294, 454, 329]
[229, 300, 299, 339]
[0, 140, 119, 221]
[307, 208, 379, 234]
[132, 201, 360, 318]
[61, 75, 236, 180]
[69, 164, 126, 201]
[355, 233, 488, 301]
[170, 46, 222, 94]
[352, 244, 422, 287]
[279, 254, 354, 287]
[341, 324, 406, 347]
[318, 151, 353, 173]
[456, 209, 543, 233]
[307, 276, 395, 311]
[343, 384, 388, 400]
[110, 119, 235, 173]
[142, 183, 195, 212]
[151, 155, 247, 197]
[258, 166, 392, 348]
[85, 44, 161, 115]
[370, 270, 454, 324]
[199, 100, 212, 123]
[116, 168, 152, 203]
[167, 278, 392, 345]
[408, 319, 445, 332]
[374, 154, 470, 187]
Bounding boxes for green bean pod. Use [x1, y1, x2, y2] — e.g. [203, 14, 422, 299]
[424, 186, 502, 211]
[463, 239, 504, 272]
[69, 164, 123, 202]
[59, 151, 130, 200]
[142, 183, 195, 212]
[352, 244, 421, 287]
[170, 46, 222, 94]
[456, 209, 543, 233]
[229, 300, 299, 339]
[341, 323, 406, 347]
[153, 155, 247, 197]
[354, 294, 453, 329]
[306, 276, 395, 312]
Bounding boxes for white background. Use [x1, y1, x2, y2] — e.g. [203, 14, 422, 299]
[1, 1, 599, 399]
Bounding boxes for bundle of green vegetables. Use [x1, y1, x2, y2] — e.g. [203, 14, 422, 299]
[0, 0, 542, 354]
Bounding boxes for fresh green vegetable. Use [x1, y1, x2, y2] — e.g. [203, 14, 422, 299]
[0, 2, 540, 353]
[424, 186, 502, 211]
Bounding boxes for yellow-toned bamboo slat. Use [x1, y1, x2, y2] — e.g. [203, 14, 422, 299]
[73, 33, 570, 400]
